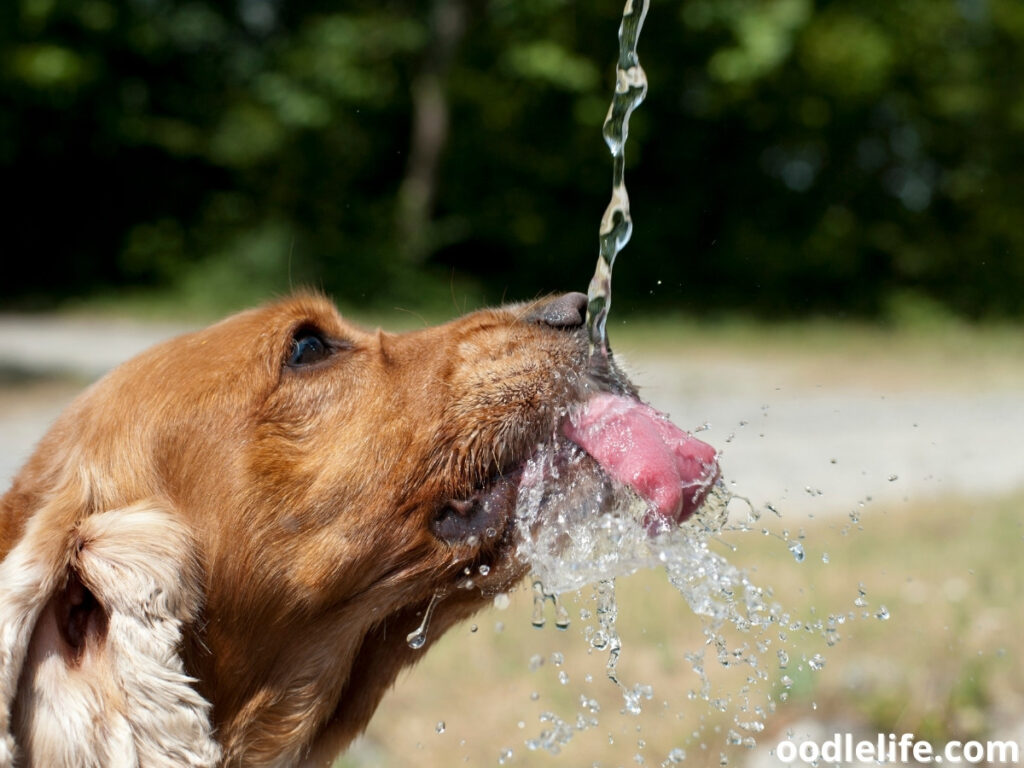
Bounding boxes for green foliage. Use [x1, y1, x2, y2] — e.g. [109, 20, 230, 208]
[2, 0, 1023, 318]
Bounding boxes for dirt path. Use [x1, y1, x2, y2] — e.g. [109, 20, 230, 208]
[636, 353, 1024, 517]
[1, 315, 1022, 520]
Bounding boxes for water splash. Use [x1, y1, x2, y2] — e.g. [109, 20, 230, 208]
[515, 438, 763, 725]
[516, 440, 734, 596]
[512, 431, 856, 758]
[586, 0, 651, 358]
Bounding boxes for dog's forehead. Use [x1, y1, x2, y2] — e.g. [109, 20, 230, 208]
[250, 294, 349, 335]
[192, 295, 358, 358]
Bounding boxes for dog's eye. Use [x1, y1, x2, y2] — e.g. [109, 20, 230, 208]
[288, 333, 330, 366]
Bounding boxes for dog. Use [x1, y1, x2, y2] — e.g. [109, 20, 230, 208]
[0, 292, 717, 766]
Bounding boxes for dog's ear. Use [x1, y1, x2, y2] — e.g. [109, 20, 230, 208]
[0, 485, 221, 767]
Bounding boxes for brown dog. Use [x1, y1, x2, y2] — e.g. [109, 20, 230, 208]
[0, 292, 611, 766]
[0, 292, 717, 767]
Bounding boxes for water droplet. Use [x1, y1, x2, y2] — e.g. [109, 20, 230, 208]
[777, 650, 789, 668]
[493, 593, 510, 611]
[854, 585, 868, 607]
[485, 527, 497, 539]
[808, 653, 825, 671]
[530, 691, 540, 701]
[406, 593, 442, 650]
[554, 595, 571, 630]
[787, 541, 805, 562]
[470, 624, 478, 633]
[551, 652, 564, 666]
[558, 670, 570, 685]
[668, 747, 686, 763]
[406, 633, 426, 650]
[821, 552, 830, 564]
[876, 605, 890, 621]
[531, 581, 546, 628]
[498, 748, 513, 765]
[436, 721, 446, 734]
[888, 474, 898, 482]
[478, 564, 491, 576]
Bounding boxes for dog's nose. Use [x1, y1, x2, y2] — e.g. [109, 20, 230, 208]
[527, 292, 588, 329]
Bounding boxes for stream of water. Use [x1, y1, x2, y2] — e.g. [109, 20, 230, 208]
[585, 0, 650, 359]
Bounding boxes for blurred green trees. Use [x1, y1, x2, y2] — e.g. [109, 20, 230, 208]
[2, 0, 1022, 318]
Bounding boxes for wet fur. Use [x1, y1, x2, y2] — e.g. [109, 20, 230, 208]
[0, 294, 594, 766]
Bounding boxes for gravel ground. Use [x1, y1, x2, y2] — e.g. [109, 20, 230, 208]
[1, 314, 1022, 520]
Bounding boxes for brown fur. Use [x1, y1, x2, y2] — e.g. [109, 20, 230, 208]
[0, 293, 608, 766]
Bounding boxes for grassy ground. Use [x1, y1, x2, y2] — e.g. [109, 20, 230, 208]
[338, 490, 1024, 767]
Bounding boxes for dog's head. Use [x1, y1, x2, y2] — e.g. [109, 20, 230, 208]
[1, 292, 664, 766]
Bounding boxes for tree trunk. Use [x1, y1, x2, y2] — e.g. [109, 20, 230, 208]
[396, 0, 467, 265]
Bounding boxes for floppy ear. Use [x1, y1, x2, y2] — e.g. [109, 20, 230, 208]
[0, 492, 221, 767]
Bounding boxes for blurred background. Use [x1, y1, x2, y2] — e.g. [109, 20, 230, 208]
[2, 1, 1023, 767]
[2, 0, 1023, 319]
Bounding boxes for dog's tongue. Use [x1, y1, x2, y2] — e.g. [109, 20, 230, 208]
[562, 393, 719, 527]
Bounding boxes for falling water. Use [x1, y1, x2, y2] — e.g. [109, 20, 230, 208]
[585, 0, 650, 358]
[497, 0, 856, 761]
[406, 592, 443, 650]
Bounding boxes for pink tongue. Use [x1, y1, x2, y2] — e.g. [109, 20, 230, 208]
[562, 393, 719, 527]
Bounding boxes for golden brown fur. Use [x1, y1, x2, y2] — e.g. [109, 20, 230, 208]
[0, 292, 606, 766]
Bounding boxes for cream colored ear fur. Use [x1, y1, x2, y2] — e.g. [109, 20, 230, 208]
[0, 500, 220, 767]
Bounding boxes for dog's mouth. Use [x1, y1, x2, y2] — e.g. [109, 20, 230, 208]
[430, 390, 720, 559]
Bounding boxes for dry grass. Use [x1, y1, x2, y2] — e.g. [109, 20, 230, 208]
[337, 491, 1024, 767]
